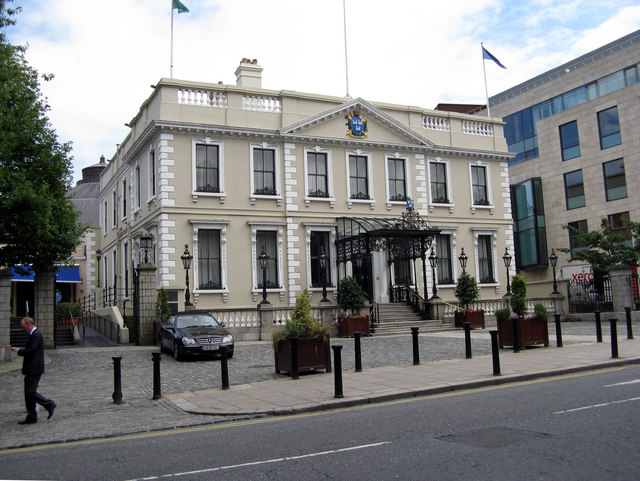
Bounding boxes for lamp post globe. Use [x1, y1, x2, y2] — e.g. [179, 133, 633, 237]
[458, 247, 468, 273]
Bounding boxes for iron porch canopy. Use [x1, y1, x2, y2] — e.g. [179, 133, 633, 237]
[336, 209, 440, 263]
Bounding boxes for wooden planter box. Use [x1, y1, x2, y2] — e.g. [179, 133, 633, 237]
[274, 336, 332, 375]
[338, 316, 370, 337]
[497, 317, 549, 348]
[454, 310, 485, 329]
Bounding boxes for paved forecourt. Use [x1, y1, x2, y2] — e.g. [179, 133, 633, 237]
[0, 321, 638, 450]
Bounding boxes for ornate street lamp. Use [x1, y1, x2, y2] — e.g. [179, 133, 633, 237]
[428, 247, 439, 299]
[139, 234, 153, 264]
[458, 247, 468, 274]
[96, 250, 102, 287]
[549, 248, 559, 295]
[180, 244, 193, 308]
[502, 248, 512, 295]
[319, 246, 330, 303]
[258, 248, 271, 305]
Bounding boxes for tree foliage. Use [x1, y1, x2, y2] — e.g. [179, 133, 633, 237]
[155, 287, 172, 322]
[510, 275, 527, 317]
[559, 218, 640, 295]
[454, 271, 479, 310]
[337, 276, 366, 314]
[0, 2, 85, 272]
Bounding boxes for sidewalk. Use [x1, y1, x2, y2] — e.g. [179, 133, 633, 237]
[167, 337, 640, 416]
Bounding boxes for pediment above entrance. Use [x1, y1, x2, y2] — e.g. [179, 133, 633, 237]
[280, 98, 434, 148]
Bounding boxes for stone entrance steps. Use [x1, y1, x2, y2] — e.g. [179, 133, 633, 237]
[373, 303, 454, 336]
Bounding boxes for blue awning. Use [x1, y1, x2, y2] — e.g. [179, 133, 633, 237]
[11, 265, 82, 284]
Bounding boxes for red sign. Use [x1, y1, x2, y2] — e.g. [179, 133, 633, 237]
[571, 272, 594, 283]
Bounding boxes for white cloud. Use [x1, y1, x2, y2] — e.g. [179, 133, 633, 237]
[7, 0, 640, 182]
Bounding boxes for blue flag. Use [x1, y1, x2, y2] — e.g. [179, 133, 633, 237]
[482, 46, 506, 69]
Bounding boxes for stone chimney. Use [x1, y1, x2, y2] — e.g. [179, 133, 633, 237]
[235, 58, 263, 88]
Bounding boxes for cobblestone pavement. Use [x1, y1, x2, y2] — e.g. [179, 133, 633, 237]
[0, 320, 626, 450]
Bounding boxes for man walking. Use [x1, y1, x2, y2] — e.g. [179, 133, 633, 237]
[11, 317, 56, 424]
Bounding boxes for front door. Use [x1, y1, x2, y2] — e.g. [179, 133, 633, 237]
[353, 257, 372, 301]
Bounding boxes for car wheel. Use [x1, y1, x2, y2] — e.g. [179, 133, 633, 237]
[173, 341, 183, 361]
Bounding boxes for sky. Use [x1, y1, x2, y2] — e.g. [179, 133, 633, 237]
[6, 0, 640, 184]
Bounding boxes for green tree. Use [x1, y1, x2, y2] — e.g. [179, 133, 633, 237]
[559, 218, 640, 295]
[0, 3, 85, 272]
[454, 271, 479, 310]
[0, 2, 85, 341]
[510, 275, 527, 317]
[337, 276, 365, 315]
[155, 288, 172, 322]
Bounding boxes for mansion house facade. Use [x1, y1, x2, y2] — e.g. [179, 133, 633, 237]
[95, 59, 514, 313]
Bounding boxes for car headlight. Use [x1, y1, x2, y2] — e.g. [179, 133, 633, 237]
[222, 335, 233, 344]
[182, 337, 196, 345]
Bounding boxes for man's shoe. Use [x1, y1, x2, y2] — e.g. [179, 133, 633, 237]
[47, 403, 56, 419]
[18, 417, 37, 425]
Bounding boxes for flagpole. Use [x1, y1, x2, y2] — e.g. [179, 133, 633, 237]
[343, 0, 351, 98]
[481, 42, 491, 117]
[170, 0, 174, 78]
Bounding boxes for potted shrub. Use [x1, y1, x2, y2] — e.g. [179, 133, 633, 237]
[453, 271, 485, 329]
[56, 302, 82, 326]
[337, 276, 370, 336]
[273, 288, 331, 375]
[497, 275, 549, 348]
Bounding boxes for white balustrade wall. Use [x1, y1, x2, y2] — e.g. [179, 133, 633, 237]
[422, 115, 451, 131]
[461, 120, 494, 136]
[210, 309, 259, 329]
[442, 298, 556, 319]
[177, 89, 228, 108]
[242, 95, 282, 113]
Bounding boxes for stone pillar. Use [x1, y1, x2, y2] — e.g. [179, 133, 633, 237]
[136, 263, 158, 346]
[0, 269, 13, 362]
[34, 270, 56, 349]
[609, 264, 633, 313]
[257, 304, 274, 341]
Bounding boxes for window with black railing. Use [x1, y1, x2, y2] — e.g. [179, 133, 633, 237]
[195, 144, 221, 193]
[349, 154, 370, 199]
[256, 230, 279, 288]
[307, 152, 329, 198]
[478, 235, 495, 283]
[253, 148, 277, 195]
[387, 157, 407, 202]
[198, 229, 222, 289]
[430, 162, 450, 204]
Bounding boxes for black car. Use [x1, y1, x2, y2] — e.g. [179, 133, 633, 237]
[158, 311, 234, 361]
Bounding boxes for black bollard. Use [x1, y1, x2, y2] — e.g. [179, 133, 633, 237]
[610, 318, 619, 359]
[152, 352, 162, 400]
[595, 310, 602, 343]
[490, 330, 501, 376]
[220, 346, 230, 390]
[332, 345, 344, 399]
[290, 336, 299, 380]
[353, 331, 362, 372]
[625, 307, 634, 340]
[464, 322, 472, 359]
[112, 356, 123, 404]
[411, 327, 420, 365]
[512, 318, 520, 353]
[554, 314, 563, 348]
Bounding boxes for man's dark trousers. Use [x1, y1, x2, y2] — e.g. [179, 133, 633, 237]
[24, 374, 54, 420]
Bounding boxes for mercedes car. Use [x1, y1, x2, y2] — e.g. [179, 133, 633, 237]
[158, 311, 234, 361]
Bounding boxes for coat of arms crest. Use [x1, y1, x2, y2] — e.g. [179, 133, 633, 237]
[345, 110, 368, 139]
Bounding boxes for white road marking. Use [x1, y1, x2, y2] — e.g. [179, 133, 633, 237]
[554, 396, 640, 414]
[605, 379, 640, 387]
[124, 441, 391, 481]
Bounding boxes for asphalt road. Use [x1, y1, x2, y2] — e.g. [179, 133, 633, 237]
[2, 364, 639, 480]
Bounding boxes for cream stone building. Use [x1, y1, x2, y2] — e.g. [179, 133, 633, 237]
[96, 59, 514, 324]
[485, 30, 640, 311]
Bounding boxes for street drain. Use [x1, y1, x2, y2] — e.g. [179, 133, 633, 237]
[437, 427, 551, 449]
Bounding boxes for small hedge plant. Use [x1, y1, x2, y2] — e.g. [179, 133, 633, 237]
[272, 288, 329, 350]
[510, 275, 527, 317]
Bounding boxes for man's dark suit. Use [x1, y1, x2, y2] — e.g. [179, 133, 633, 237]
[18, 328, 55, 421]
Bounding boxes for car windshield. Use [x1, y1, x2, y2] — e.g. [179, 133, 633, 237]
[175, 314, 220, 329]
